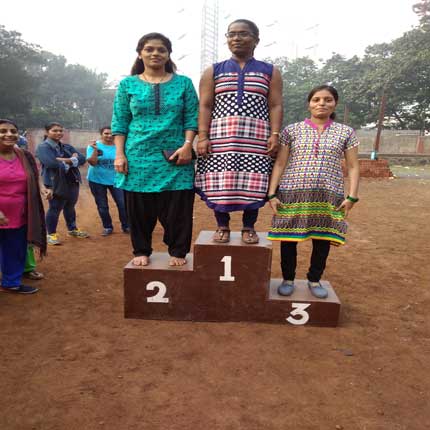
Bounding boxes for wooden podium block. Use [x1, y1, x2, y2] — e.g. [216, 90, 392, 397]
[123, 231, 341, 326]
[265, 279, 341, 327]
[193, 231, 272, 321]
[124, 253, 207, 321]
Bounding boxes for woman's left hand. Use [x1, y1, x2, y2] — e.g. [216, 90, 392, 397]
[171, 144, 192, 165]
[336, 199, 355, 218]
[268, 197, 281, 215]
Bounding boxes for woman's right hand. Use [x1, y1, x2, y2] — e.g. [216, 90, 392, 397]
[268, 197, 281, 215]
[197, 138, 211, 157]
[0, 211, 9, 226]
[114, 154, 128, 174]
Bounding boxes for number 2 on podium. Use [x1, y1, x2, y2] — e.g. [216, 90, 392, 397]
[146, 281, 169, 303]
[220, 256, 235, 281]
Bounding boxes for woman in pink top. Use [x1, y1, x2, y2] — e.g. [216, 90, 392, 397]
[0, 119, 47, 294]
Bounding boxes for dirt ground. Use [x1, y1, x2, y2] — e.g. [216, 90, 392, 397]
[1, 176, 429, 430]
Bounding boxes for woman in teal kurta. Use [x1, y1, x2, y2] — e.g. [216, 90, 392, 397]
[112, 32, 198, 267]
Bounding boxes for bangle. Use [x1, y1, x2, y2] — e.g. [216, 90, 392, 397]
[347, 195, 359, 203]
[267, 193, 277, 200]
[271, 131, 280, 135]
[185, 139, 192, 144]
[198, 137, 208, 143]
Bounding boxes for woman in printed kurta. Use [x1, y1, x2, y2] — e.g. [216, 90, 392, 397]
[112, 32, 198, 267]
[267, 85, 360, 299]
[196, 19, 283, 244]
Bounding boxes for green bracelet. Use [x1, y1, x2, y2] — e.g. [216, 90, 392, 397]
[347, 195, 359, 203]
[267, 194, 277, 200]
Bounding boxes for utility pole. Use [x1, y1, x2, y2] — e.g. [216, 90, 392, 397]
[343, 104, 350, 125]
[371, 91, 386, 160]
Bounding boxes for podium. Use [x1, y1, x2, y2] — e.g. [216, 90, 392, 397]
[124, 231, 341, 326]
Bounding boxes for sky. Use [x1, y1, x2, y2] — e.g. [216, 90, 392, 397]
[5, 0, 419, 88]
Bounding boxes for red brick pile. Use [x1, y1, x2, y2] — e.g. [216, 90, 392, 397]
[342, 159, 393, 178]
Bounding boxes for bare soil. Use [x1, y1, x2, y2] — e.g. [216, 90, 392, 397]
[1, 177, 429, 430]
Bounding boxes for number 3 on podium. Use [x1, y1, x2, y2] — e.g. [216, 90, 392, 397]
[286, 303, 311, 325]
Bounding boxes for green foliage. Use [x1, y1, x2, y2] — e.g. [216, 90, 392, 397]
[267, 11, 430, 132]
[271, 57, 320, 125]
[0, 25, 114, 130]
[0, 26, 43, 122]
[2, 9, 429, 133]
[413, 0, 430, 27]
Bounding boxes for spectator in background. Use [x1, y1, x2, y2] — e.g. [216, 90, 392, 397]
[36, 122, 89, 246]
[17, 131, 28, 150]
[0, 119, 46, 294]
[23, 245, 44, 280]
[86, 126, 129, 236]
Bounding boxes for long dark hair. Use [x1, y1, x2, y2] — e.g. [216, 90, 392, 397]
[307, 85, 339, 120]
[0, 119, 18, 129]
[130, 32, 177, 75]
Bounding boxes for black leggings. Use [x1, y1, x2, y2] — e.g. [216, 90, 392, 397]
[125, 189, 194, 258]
[214, 209, 259, 229]
[280, 239, 331, 282]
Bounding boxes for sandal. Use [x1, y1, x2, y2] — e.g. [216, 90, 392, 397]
[23, 270, 44, 280]
[241, 228, 259, 244]
[213, 228, 230, 243]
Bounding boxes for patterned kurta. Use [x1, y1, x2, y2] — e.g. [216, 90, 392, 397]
[111, 74, 198, 193]
[195, 58, 274, 212]
[268, 119, 359, 245]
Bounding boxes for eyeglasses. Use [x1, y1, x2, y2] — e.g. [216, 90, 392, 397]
[225, 31, 255, 39]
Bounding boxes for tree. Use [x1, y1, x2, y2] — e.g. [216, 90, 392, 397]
[0, 25, 43, 123]
[359, 26, 430, 132]
[413, 0, 430, 26]
[30, 52, 113, 129]
[0, 25, 114, 130]
[270, 56, 320, 125]
[319, 54, 371, 128]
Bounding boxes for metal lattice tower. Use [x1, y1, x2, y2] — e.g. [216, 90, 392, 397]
[200, 0, 219, 74]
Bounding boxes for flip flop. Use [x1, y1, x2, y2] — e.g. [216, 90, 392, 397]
[23, 270, 44, 280]
[213, 228, 230, 243]
[241, 228, 259, 244]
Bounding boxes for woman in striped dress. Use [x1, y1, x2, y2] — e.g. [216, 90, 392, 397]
[267, 85, 360, 299]
[196, 19, 283, 244]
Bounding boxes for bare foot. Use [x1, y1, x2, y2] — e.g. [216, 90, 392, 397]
[169, 256, 186, 266]
[132, 255, 150, 266]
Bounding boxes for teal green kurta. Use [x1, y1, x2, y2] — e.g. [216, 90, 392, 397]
[111, 74, 198, 192]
